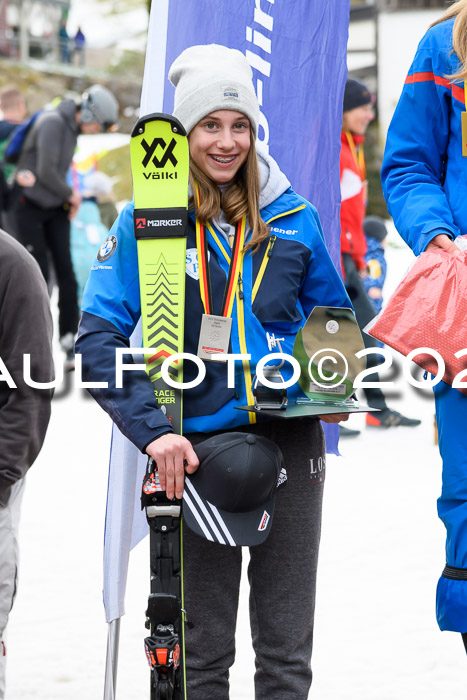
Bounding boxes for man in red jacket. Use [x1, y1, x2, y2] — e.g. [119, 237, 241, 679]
[339, 78, 420, 432]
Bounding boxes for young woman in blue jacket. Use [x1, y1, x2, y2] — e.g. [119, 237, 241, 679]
[77, 44, 352, 697]
[382, 1, 467, 649]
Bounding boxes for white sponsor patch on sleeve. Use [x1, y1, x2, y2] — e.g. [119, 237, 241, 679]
[186, 248, 211, 280]
[97, 235, 118, 262]
[186, 248, 199, 280]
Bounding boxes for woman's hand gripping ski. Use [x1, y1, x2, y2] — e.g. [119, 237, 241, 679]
[146, 434, 199, 500]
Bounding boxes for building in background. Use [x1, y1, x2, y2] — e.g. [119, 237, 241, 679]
[348, 0, 447, 104]
[379, 0, 446, 7]
[348, 1, 446, 218]
[0, 0, 71, 62]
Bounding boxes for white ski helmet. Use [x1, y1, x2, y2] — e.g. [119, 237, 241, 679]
[80, 84, 118, 132]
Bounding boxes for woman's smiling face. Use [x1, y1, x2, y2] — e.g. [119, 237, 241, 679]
[188, 110, 251, 185]
[343, 103, 374, 136]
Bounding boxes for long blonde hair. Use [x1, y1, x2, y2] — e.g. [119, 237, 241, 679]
[189, 125, 270, 252]
[430, 0, 467, 80]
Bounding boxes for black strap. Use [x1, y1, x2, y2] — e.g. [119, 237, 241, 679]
[442, 565, 467, 581]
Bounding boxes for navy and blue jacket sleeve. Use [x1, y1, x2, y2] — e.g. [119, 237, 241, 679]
[75, 204, 173, 452]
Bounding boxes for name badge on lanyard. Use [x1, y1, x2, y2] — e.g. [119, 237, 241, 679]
[197, 314, 233, 361]
[195, 212, 246, 363]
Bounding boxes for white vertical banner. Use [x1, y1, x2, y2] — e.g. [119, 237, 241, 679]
[140, 0, 170, 115]
[103, 323, 151, 622]
[102, 0, 171, 624]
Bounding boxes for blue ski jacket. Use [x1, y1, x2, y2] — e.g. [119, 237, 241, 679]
[381, 18, 466, 254]
[76, 188, 351, 453]
[382, 17, 467, 633]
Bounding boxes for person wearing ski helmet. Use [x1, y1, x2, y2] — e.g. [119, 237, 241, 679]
[12, 84, 118, 367]
[381, 1, 467, 650]
[78, 84, 119, 135]
[77, 45, 352, 698]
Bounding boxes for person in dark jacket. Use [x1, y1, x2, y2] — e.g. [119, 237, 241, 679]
[77, 44, 352, 699]
[73, 27, 86, 66]
[381, 0, 467, 648]
[0, 229, 54, 699]
[11, 85, 119, 364]
[58, 21, 70, 63]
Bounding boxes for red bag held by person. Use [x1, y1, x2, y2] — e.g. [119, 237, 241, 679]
[367, 244, 467, 395]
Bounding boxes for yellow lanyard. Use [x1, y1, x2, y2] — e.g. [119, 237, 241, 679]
[344, 130, 366, 180]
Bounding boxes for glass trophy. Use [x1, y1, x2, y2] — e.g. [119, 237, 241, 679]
[237, 306, 375, 418]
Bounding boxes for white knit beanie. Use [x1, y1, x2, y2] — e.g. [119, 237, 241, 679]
[168, 44, 259, 136]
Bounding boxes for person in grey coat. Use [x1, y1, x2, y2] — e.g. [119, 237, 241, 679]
[11, 85, 119, 364]
[0, 230, 54, 699]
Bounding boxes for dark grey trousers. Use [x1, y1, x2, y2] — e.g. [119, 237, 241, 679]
[183, 418, 325, 699]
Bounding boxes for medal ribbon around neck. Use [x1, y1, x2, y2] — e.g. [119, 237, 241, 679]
[344, 130, 366, 180]
[194, 181, 246, 318]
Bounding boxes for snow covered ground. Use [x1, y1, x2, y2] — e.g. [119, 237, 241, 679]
[4, 232, 466, 699]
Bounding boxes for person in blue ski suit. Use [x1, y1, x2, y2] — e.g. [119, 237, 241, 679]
[381, 2, 467, 646]
[76, 44, 352, 698]
[362, 216, 388, 316]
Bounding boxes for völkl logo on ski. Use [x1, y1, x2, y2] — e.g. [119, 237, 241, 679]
[141, 137, 178, 168]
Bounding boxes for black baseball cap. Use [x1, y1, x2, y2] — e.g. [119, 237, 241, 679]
[182, 432, 286, 546]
